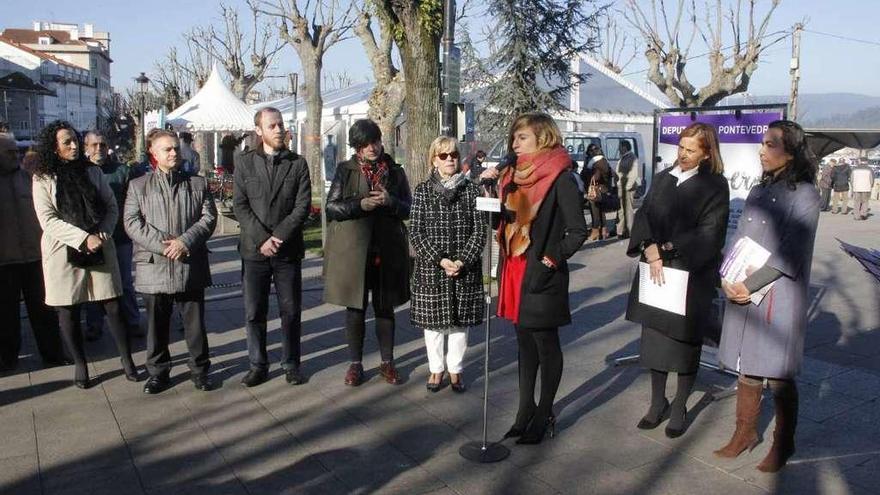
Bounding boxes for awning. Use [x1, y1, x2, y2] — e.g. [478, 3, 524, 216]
[805, 129, 880, 159]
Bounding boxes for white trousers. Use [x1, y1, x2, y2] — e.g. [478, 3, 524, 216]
[424, 328, 468, 374]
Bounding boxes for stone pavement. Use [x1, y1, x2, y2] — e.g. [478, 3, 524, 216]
[1, 202, 878, 495]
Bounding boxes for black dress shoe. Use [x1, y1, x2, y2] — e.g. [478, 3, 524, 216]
[636, 400, 670, 430]
[74, 378, 92, 389]
[241, 368, 269, 388]
[285, 367, 305, 385]
[143, 375, 171, 394]
[516, 415, 556, 445]
[449, 373, 466, 393]
[191, 374, 214, 391]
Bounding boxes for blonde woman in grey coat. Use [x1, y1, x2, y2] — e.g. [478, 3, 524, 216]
[410, 137, 486, 393]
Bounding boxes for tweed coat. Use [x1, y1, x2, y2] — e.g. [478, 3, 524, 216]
[718, 178, 821, 379]
[323, 155, 412, 309]
[409, 174, 487, 331]
[123, 170, 217, 295]
[32, 166, 122, 306]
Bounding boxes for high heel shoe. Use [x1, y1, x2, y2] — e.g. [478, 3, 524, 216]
[516, 415, 556, 445]
[426, 372, 443, 393]
[449, 373, 465, 393]
[503, 412, 535, 439]
[636, 400, 670, 430]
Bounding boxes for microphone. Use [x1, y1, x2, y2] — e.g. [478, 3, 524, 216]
[480, 152, 517, 185]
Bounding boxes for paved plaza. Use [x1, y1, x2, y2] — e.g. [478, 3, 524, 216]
[1, 204, 878, 495]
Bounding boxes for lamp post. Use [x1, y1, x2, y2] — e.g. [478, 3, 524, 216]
[287, 72, 299, 153]
[135, 72, 150, 162]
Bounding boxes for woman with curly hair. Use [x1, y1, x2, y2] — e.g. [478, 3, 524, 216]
[714, 120, 821, 473]
[32, 120, 139, 388]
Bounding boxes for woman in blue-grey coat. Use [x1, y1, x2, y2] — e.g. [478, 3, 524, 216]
[714, 120, 821, 473]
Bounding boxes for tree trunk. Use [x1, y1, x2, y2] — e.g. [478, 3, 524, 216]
[398, 27, 440, 186]
[367, 76, 405, 159]
[302, 63, 323, 201]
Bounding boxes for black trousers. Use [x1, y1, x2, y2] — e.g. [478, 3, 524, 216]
[142, 290, 210, 378]
[243, 257, 302, 371]
[345, 262, 395, 363]
[0, 261, 66, 366]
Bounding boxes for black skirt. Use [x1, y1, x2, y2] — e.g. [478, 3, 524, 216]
[639, 326, 701, 373]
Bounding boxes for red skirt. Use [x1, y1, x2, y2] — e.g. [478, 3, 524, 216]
[497, 254, 527, 324]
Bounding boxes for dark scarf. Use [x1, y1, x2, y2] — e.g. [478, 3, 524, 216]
[54, 160, 105, 232]
[356, 153, 390, 190]
[430, 170, 468, 205]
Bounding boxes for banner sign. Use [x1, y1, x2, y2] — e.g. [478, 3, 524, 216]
[656, 110, 784, 232]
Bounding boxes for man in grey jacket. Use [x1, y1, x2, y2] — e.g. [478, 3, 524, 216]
[0, 133, 69, 370]
[124, 130, 218, 394]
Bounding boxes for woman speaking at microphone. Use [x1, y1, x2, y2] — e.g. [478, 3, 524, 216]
[482, 113, 588, 444]
[624, 122, 729, 438]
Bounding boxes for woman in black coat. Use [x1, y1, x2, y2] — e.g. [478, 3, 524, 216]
[323, 119, 411, 387]
[482, 113, 588, 444]
[624, 122, 729, 438]
[410, 136, 486, 393]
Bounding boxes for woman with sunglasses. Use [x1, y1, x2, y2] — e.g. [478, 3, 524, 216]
[410, 137, 486, 393]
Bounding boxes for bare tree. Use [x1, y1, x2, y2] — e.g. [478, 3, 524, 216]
[353, 2, 405, 154]
[368, 0, 442, 185]
[152, 41, 213, 110]
[624, 0, 787, 107]
[250, 0, 355, 191]
[188, 3, 285, 100]
[600, 13, 638, 74]
[322, 70, 358, 91]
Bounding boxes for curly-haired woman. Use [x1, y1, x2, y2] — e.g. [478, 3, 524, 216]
[32, 120, 139, 388]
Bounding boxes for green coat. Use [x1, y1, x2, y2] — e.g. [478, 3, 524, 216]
[322, 156, 411, 309]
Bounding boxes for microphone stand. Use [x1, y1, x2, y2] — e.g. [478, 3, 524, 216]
[459, 192, 510, 463]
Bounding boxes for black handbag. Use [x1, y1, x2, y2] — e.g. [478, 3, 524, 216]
[67, 246, 105, 268]
[600, 188, 621, 213]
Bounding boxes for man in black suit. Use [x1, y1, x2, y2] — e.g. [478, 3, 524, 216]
[234, 107, 312, 387]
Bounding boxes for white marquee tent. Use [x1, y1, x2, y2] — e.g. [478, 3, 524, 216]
[167, 65, 253, 132]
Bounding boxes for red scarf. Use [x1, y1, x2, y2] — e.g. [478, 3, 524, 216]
[498, 146, 572, 257]
[356, 153, 389, 190]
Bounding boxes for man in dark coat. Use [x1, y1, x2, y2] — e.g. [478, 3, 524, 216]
[233, 108, 312, 387]
[0, 133, 69, 370]
[124, 130, 218, 393]
[323, 119, 411, 386]
[830, 159, 851, 214]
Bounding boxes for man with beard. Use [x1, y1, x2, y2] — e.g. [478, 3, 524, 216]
[234, 107, 312, 387]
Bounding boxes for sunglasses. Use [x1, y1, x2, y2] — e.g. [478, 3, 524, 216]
[437, 151, 460, 160]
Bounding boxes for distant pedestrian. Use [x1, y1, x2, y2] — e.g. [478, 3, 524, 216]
[616, 140, 639, 239]
[851, 159, 874, 220]
[582, 144, 612, 240]
[830, 159, 851, 214]
[818, 159, 834, 211]
[179, 132, 201, 175]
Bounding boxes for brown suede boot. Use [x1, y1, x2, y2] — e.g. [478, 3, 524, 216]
[714, 378, 763, 458]
[588, 228, 600, 241]
[757, 383, 798, 472]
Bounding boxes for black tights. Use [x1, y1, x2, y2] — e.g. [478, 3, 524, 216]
[58, 299, 134, 381]
[513, 326, 563, 429]
[345, 303, 395, 363]
[646, 369, 697, 430]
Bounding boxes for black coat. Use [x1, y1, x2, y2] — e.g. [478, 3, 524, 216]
[322, 155, 412, 309]
[498, 172, 589, 328]
[409, 175, 486, 329]
[233, 148, 312, 261]
[625, 167, 730, 343]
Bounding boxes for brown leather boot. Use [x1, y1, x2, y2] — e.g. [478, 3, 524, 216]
[588, 228, 600, 241]
[378, 361, 401, 385]
[757, 384, 798, 472]
[714, 378, 763, 458]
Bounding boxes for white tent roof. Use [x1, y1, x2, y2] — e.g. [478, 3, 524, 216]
[252, 81, 373, 121]
[167, 65, 253, 132]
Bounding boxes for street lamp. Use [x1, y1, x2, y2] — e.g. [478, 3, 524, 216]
[135, 72, 150, 162]
[287, 72, 299, 153]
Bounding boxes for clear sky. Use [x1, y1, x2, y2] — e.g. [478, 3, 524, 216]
[2, 0, 878, 98]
